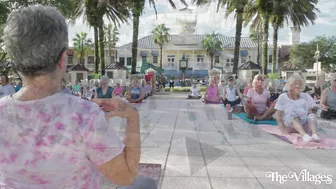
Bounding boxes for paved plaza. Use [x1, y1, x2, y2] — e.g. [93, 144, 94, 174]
[106, 94, 336, 189]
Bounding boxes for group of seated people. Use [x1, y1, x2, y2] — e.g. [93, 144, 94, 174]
[65, 75, 153, 103]
[192, 73, 336, 143]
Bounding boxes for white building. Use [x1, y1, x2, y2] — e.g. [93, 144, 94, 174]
[116, 7, 278, 77]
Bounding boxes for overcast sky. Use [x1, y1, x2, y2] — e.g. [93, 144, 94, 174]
[67, 0, 336, 47]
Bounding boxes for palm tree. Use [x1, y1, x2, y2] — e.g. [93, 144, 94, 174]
[73, 32, 92, 65]
[130, 0, 187, 74]
[7, 0, 129, 75]
[104, 23, 120, 64]
[249, 24, 262, 65]
[152, 24, 170, 68]
[105, 23, 119, 64]
[193, 0, 248, 74]
[270, 0, 318, 73]
[202, 32, 223, 69]
[0, 2, 9, 64]
[244, 0, 274, 75]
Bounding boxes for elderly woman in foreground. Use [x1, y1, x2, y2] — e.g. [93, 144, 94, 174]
[244, 74, 276, 120]
[275, 75, 320, 142]
[1, 5, 156, 189]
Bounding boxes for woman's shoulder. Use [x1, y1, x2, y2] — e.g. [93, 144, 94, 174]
[277, 93, 288, 100]
[300, 92, 313, 99]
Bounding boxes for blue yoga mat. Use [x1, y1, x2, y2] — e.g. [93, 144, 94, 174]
[234, 113, 278, 125]
[221, 104, 277, 125]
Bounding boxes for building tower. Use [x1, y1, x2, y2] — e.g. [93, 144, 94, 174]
[289, 27, 301, 45]
[175, 7, 197, 35]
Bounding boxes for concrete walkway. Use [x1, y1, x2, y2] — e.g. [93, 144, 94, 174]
[105, 94, 336, 189]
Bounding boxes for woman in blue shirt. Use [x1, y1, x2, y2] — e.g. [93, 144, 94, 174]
[94, 75, 113, 99]
[126, 79, 144, 103]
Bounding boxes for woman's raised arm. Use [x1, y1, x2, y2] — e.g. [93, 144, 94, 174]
[320, 88, 329, 111]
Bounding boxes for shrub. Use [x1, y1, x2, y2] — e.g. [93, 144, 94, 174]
[267, 73, 280, 80]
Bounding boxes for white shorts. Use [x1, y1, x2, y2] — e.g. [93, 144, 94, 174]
[283, 113, 316, 127]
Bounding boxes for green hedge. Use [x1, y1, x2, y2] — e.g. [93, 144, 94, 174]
[164, 86, 207, 92]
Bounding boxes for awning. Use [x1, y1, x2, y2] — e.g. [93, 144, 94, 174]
[240, 50, 248, 57]
[164, 70, 179, 77]
[140, 51, 148, 57]
[151, 51, 159, 56]
[138, 60, 164, 74]
[185, 69, 194, 77]
[193, 70, 208, 77]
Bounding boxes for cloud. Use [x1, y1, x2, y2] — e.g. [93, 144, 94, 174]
[68, 0, 336, 47]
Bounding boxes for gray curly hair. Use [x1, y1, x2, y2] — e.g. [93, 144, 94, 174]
[3, 5, 68, 76]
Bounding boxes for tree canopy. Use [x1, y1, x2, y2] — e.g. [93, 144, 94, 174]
[290, 35, 336, 71]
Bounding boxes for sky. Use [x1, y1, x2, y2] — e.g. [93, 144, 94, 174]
[67, 0, 336, 47]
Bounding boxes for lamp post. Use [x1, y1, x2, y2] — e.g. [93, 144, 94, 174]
[314, 44, 320, 79]
[180, 55, 188, 86]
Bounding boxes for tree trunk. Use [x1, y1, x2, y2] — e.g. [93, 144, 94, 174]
[262, 14, 270, 75]
[232, 11, 244, 74]
[210, 55, 214, 69]
[94, 27, 99, 74]
[80, 40, 84, 65]
[131, 10, 140, 74]
[272, 23, 279, 73]
[108, 26, 112, 64]
[160, 46, 163, 68]
[99, 21, 105, 76]
[257, 41, 260, 66]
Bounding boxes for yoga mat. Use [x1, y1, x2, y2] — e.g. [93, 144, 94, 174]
[258, 125, 336, 149]
[234, 112, 278, 125]
[101, 163, 162, 188]
[137, 163, 162, 186]
[202, 100, 222, 104]
[221, 104, 244, 113]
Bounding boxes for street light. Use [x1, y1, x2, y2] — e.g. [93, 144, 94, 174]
[180, 54, 188, 85]
[314, 44, 320, 79]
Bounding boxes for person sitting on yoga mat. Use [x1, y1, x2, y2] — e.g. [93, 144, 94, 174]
[95, 75, 114, 99]
[188, 84, 202, 99]
[126, 79, 144, 103]
[222, 77, 242, 106]
[145, 81, 153, 96]
[140, 80, 150, 99]
[311, 74, 328, 99]
[217, 79, 226, 99]
[113, 82, 123, 97]
[0, 5, 156, 189]
[203, 79, 221, 103]
[275, 74, 320, 142]
[244, 74, 276, 120]
[267, 80, 280, 102]
[320, 75, 336, 119]
[243, 79, 252, 96]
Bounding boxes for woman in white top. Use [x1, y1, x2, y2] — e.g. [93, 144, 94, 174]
[275, 74, 320, 142]
[188, 84, 202, 99]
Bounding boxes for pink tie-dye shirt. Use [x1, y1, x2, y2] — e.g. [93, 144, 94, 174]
[0, 93, 125, 189]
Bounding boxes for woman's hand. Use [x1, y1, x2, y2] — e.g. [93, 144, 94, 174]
[321, 104, 329, 111]
[92, 98, 138, 119]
